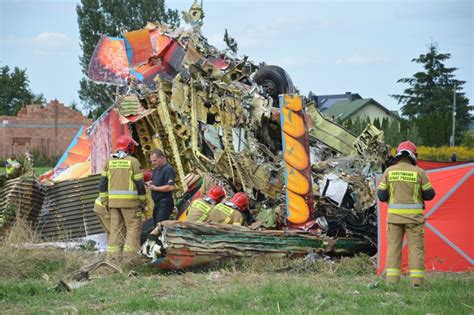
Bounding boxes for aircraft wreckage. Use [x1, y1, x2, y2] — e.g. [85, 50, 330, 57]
[0, 1, 389, 269]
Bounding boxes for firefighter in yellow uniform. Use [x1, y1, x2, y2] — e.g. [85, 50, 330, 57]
[207, 192, 249, 226]
[377, 141, 435, 287]
[5, 155, 21, 178]
[99, 135, 147, 265]
[185, 185, 226, 223]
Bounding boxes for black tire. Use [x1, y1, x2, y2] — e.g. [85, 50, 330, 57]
[253, 65, 295, 103]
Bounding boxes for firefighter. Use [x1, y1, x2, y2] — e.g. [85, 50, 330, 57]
[184, 185, 226, 223]
[207, 192, 249, 226]
[98, 135, 147, 265]
[377, 140, 435, 287]
[5, 155, 20, 178]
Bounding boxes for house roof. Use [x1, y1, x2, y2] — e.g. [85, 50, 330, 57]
[322, 98, 398, 121]
[312, 92, 362, 110]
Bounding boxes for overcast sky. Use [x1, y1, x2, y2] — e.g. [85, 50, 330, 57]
[1, 0, 472, 113]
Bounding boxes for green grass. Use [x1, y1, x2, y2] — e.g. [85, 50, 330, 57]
[0, 248, 473, 314]
[33, 167, 52, 176]
[0, 167, 52, 176]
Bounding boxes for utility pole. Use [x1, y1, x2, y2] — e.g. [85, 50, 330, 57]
[450, 84, 456, 147]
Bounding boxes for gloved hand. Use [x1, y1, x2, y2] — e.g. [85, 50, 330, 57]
[100, 197, 108, 208]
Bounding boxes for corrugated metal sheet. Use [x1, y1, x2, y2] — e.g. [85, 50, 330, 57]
[0, 177, 45, 229]
[35, 175, 104, 239]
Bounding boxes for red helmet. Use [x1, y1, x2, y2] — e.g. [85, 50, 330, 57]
[396, 140, 417, 161]
[142, 169, 152, 182]
[230, 192, 249, 211]
[397, 141, 416, 155]
[116, 135, 138, 153]
[206, 185, 226, 202]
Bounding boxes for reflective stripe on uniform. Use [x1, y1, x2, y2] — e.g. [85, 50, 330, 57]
[388, 203, 424, 215]
[409, 269, 425, 278]
[388, 209, 424, 215]
[101, 171, 107, 177]
[109, 190, 138, 195]
[128, 170, 134, 191]
[413, 184, 420, 203]
[389, 184, 395, 204]
[422, 183, 432, 191]
[133, 173, 144, 180]
[107, 245, 120, 253]
[138, 195, 147, 201]
[99, 192, 108, 198]
[197, 214, 207, 223]
[109, 195, 140, 200]
[108, 190, 139, 200]
[95, 198, 104, 206]
[388, 203, 424, 209]
[386, 268, 401, 276]
[378, 182, 388, 190]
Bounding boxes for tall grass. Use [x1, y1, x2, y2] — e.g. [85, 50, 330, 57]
[0, 218, 94, 280]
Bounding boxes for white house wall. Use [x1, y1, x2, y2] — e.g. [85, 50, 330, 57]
[352, 104, 394, 123]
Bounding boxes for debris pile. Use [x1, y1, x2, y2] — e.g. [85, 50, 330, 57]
[1, 1, 389, 267]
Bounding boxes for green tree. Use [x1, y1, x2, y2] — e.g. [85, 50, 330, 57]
[32, 93, 46, 105]
[70, 100, 79, 112]
[344, 116, 369, 136]
[76, 0, 180, 112]
[383, 119, 402, 147]
[373, 117, 381, 129]
[0, 65, 41, 115]
[461, 131, 474, 148]
[391, 42, 472, 145]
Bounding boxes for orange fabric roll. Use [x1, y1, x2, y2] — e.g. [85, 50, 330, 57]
[283, 133, 309, 170]
[282, 94, 302, 111]
[286, 163, 309, 195]
[282, 108, 305, 138]
[287, 190, 310, 224]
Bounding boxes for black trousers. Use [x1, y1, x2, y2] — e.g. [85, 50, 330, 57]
[153, 198, 174, 226]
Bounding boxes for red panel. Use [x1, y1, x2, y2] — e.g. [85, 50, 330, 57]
[149, 30, 173, 57]
[124, 29, 152, 66]
[418, 160, 470, 170]
[377, 164, 474, 274]
[428, 175, 474, 257]
[88, 36, 129, 85]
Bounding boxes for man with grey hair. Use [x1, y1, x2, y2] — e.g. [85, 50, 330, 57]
[147, 149, 176, 225]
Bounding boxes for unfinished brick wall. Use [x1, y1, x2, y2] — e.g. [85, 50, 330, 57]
[0, 100, 92, 159]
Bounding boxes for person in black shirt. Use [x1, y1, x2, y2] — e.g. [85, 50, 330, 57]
[147, 149, 176, 225]
[451, 152, 457, 162]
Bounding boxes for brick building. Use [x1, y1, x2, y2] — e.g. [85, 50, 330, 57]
[0, 100, 92, 159]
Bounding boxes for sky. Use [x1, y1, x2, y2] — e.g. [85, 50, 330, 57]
[0, 0, 472, 114]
